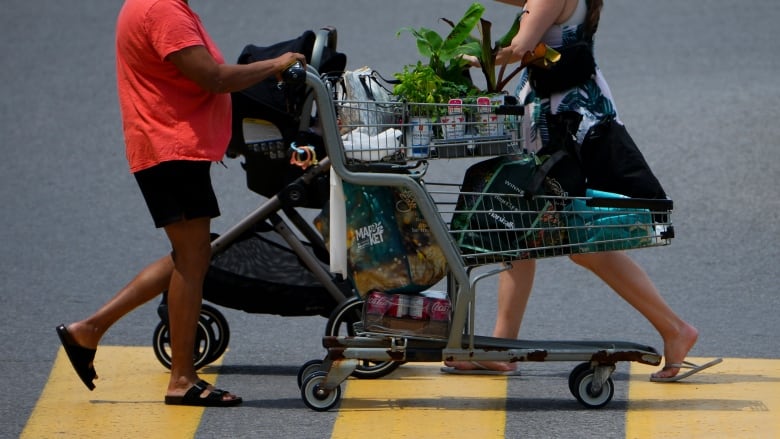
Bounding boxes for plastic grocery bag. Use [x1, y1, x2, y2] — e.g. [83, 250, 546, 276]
[342, 127, 402, 161]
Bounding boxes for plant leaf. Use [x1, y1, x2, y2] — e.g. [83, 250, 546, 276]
[495, 12, 523, 48]
[477, 18, 496, 91]
[440, 2, 485, 54]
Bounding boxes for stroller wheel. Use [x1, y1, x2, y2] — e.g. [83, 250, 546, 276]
[152, 316, 215, 370]
[325, 297, 402, 379]
[199, 304, 230, 364]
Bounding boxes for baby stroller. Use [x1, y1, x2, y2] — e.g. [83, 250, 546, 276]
[150, 28, 398, 378]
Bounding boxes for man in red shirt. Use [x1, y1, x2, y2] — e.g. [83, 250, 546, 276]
[56, 0, 305, 406]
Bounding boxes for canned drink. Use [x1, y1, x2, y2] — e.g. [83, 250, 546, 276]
[407, 295, 428, 320]
[428, 297, 451, 322]
[365, 290, 390, 316]
[387, 294, 409, 318]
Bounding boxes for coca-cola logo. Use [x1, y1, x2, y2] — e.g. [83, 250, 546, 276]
[368, 295, 387, 305]
[431, 301, 451, 313]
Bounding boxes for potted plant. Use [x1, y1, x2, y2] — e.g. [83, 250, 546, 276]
[393, 3, 562, 152]
[393, 4, 485, 153]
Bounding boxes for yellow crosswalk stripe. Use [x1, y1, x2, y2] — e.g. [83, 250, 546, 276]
[627, 358, 780, 438]
[22, 346, 222, 439]
[25, 351, 779, 438]
[331, 363, 507, 439]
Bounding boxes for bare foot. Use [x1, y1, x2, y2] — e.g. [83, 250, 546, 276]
[651, 323, 699, 380]
[64, 322, 100, 350]
[444, 360, 515, 372]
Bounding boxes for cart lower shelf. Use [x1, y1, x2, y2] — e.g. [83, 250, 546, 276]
[299, 333, 661, 411]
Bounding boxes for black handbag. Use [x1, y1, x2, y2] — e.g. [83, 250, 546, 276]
[527, 41, 596, 98]
[580, 118, 667, 200]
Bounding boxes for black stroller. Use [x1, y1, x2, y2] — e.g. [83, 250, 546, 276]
[151, 28, 400, 379]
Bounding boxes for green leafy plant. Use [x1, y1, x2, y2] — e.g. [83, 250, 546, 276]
[396, 2, 485, 89]
[453, 9, 524, 92]
[396, 2, 532, 95]
[392, 61, 470, 110]
[393, 3, 559, 108]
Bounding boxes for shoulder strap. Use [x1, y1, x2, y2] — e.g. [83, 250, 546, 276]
[525, 150, 568, 197]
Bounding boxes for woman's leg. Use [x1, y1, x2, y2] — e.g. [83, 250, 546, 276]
[493, 259, 537, 339]
[162, 217, 238, 401]
[64, 255, 173, 350]
[162, 216, 210, 394]
[445, 259, 536, 372]
[569, 251, 698, 379]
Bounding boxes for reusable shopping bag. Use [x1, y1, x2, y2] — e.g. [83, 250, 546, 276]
[316, 182, 447, 297]
[450, 155, 570, 260]
[565, 189, 654, 253]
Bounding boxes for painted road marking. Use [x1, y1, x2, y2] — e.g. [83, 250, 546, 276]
[22, 346, 223, 439]
[331, 362, 507, 439]
[24, 353, 779, 438]
[628, 358, 780, 438]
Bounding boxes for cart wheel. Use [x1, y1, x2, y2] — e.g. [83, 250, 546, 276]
[199, 304, 230, 363]
[297, 359, 324, 389]
[152, 316, 214, 370]
[568, 362, 593, 397]
[301, 371, 342, 412]
[325, 297, 402, 379]
[572, 368, 614, 409]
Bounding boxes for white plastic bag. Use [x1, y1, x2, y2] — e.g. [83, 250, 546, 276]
[342, 127, 402, 161]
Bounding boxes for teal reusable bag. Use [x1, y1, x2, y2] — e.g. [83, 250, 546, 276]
[450, 155, 568, 260]
[566, 189, 653, 252]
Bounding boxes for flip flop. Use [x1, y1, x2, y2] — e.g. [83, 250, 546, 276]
[56, 324, 97, 391]
[164, 380, 243, 407]
[440, 361, 521, 376]
[649, 358, 723, 383]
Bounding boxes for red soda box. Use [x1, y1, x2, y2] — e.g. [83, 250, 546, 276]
[366, 290, 390, 316]
[387, 294, 409, 318]
[407, 295, 428, 320]
[428, 297, 451, 322]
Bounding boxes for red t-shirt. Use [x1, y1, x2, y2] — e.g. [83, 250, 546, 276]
[116, 0, 231, 173]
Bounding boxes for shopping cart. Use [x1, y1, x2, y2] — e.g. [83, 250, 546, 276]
[297, 73, 673, 410]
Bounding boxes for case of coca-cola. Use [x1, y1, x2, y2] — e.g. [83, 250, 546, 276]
[363, 290, 451, 338]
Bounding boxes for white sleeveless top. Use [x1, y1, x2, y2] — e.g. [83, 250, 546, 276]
[516, 0, 620, 152]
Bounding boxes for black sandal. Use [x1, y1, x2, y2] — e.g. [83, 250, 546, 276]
[56, 324, 97, 391]
[164, 380, 243, 407]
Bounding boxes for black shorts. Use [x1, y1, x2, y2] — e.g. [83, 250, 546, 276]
[134, 160, 220, 228]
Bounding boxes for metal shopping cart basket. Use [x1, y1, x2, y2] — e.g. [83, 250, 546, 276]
[297, 74, 672, 410]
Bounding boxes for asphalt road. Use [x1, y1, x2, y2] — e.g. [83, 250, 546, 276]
[2, 1, 778, 438]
